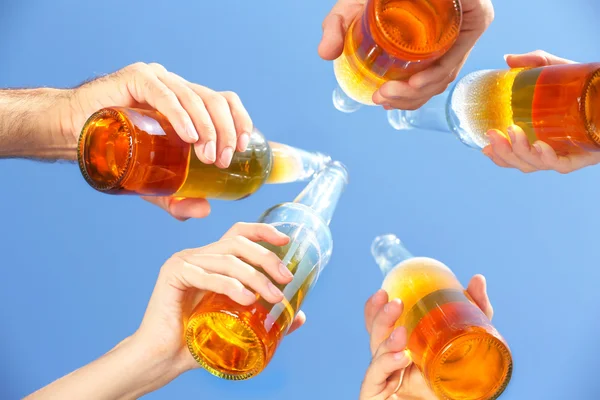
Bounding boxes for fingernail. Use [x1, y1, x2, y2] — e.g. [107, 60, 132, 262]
[533, 143, 543, 154]
[238, 133, 251, 152]
[486, 131, 496, 144]
[268, 281, 284, 298]
[242, 288, 256, 301]
[219, 147, 234, 168]
[507, 126, 516, 143]
[204, 141, 216, 162]
[389, 329, 396, 341]
[394, 351, 406, 360]
[411, 79, 425, 89]
[186, 122, 199, 141]
[279, 263, 293, 279]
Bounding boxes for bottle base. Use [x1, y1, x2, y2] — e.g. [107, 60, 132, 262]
[186, 311, 266, 381]
[428, 332, 513, 400]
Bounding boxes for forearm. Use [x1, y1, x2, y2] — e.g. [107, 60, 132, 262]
[24, 336, 186, 400]
[0, 88, 77, 161]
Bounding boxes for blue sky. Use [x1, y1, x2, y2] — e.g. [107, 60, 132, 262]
[1, 0, 600, 399]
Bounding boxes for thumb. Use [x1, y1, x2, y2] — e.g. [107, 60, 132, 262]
[318, 13, 346, 60]
[504, 50, 574, 68]
[466, 274, 494, 320]
[143, 196, 211, 221]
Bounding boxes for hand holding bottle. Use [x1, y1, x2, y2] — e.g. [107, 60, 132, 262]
[359, 275, 493, 400]
[64, 62, 253, 219]
[319, 0, 494, 111]
[484, 50, 600, 174]
[25, 223, 306, 400]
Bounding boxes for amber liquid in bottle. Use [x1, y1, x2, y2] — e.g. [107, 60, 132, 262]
[373, 235, 512, 400]
[186, 162, 348, 380]
[334, 0, 462, 105]
[448, 63, 600, 155]
[186, 234, 321, 380]
[77, 107, 330, 200]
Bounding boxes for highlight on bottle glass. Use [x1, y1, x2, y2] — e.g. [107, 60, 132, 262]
[332, 0, 462, 113]
[185, 162, 348, 380]
[388, 63, 600, 155]
[77, 107, 331, 200]
[371, 234, 513, 400]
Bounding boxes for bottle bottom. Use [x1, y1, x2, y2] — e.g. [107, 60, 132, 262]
[428, 333, 513, 400]
[186, 311, 266, 380]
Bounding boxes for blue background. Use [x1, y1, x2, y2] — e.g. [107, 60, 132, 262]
[1, 0, 598, 399]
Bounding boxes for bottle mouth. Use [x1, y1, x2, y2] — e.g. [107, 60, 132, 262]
[77, 108, 134, 193]
[371, 0, 462, 61]
[371, 234, 401, 258]
[326, 160, 350, 184]
[583, 68, 600, 148]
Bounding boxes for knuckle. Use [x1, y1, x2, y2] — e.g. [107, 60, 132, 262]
[127, 62, 148, 74]
[147, 62, 167, 74]
[231, 221, 250, 233]
[198, 122, 217, 138]
[221, 254, 239, 264]
[225, 278, 245, 293]
[220, 91, 241, 103]
[232, 235, 250, 247]
[207, 93, 229, 108]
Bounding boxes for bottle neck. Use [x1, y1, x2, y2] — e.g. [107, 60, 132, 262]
[371, 234, 414, 277]
[267, 142, 332, 185]
[293, 161, 348, 225]
[388, 90, 452, 133]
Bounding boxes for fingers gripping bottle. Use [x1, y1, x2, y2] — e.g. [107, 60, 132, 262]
[332, 0, 462, 113]
[186, 162, 348, 380]
[77, 107, 331, 200]
[387, 63, 600, 155]
[372, 234, 513, 400]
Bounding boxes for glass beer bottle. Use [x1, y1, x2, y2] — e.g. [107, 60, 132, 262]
[388, 63, 600, 156]
[78, 107, 331, 200]
[371, 234, 513, 400]
[332, 0, 462, 113]
[185, 162, 348, 380]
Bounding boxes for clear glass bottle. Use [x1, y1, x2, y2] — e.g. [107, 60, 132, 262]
[186, 162, 348, 380]
[332, 0, 462, 113]
[388, 63, 600, 155]
[78, 107, 331, 200]
[372, 234, 513, 400]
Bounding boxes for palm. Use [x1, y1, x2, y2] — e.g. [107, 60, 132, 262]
[136, 257, 206, 369]
[391, 365, 436, 400]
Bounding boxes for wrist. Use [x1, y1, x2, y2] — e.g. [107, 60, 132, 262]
[114, 334, 191, 399]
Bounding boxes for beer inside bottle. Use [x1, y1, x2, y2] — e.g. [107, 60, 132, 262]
[78, 107, 331, 200]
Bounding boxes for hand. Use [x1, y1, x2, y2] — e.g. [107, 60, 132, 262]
[359, 275, 493, 400]
[131, 222, 306, 374]
[483, 50, 600, 174]
[25, 222, 307, 400]
[318, 0, 494, 110]
[63, 62, 254, 219]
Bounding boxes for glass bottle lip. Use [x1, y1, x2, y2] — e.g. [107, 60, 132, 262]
[77, 107, 134, 193]
[367, 0, 463, 61]
[583, 68, 600, 148]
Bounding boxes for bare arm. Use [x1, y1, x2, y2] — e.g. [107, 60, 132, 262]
[24, 336, 186, 400]
[0, 88, 76, 161]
